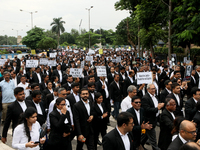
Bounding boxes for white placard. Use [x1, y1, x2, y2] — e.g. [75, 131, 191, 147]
[86, 56, 93, 61]
[116, 56, 121, 63]
[48, 60, 57, 66]
[26, 60, 39, 68]
[0, 59, 7, 66]
[183, 57, 187, 63]
[49, 53, 57, 58]
[81, 61, 85, 68]
[74, 50, 79, 53]
[39, 58, 48, 65]
[70, 68, 83, 78]
[137, 72, 153, 85]
[112, 59, 116, 63]
[96, 66, 107, 77]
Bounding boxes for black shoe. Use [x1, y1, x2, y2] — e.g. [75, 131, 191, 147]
[97, 140, 102, 145]
[0, 136, 1, 140]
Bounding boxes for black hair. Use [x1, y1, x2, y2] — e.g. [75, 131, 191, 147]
[94, 92, 102, 100]
[31, 83, 40, 89]
[171, 116, 185, 135]
[41, 74, 48, 80]
[88, 69, 94, 75]
[71, 82, 80, 89]
[54, 87, 59, 92]
[52, 76, 58, 81]
[32, 90, 42, 98]
[66, 75, 73, 79]
[18, 107, 37, 142]
[114, 73, 119, 78]
[55, 97, 65, 106]
[88, 75, 95, 80]
[174, 71, 180, 75]
[164, 80, 171, 86]
[88, 82, 95, 87]
[117, 112, 134, 127]
[80, 88, 89, 94]
[131, 96, 141, 102]
[14, 87, 24, 95]
[191, 87, 200, 96]
[20, 75, 26, 80]
[180, 142, 199, 150]
[171, 82, 179, 90]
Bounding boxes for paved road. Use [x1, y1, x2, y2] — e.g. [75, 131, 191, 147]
[1, 111, 160, 150]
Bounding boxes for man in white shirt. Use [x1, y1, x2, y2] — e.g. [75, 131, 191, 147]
[17, 76, 30, 98]
[103, 112, 135, 150]
[167, 120, 197, 150]
[121, 85, 137, 112]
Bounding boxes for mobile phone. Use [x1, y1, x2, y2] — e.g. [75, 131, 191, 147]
[34, 141, 40, 144]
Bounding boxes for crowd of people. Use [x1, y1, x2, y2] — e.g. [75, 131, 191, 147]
[0, 49, 199, 150]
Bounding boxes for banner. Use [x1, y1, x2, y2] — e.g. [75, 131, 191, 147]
[99, 49, 103, 54]
[48, 60, 57, 66]
[70, 68, 83, 78]
[137, 72, 153, 85]
[0, 59, 7, 66]
[96, 66, 107, 77]
[26, 60, 38, 68]
[49, 53, 57, 58]
[39, 58, 48, 65]
[86, 56, 93, 61]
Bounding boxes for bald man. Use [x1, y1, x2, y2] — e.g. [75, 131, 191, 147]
[167, 120, 197, 150]
[180, 142, 200, 150]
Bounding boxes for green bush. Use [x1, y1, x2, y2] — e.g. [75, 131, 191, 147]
[16, 50, 22, 54]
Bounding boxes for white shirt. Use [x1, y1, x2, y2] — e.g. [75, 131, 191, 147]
[153, 81, 159, 95]
[81, 99, 90, 116]
[12, 77, 18, 87]
[90, 92, 95, 101]
[17, 82, 30, 98]
[97, 103, 103, 114]
[115, 81, 120, 89]
[12, 121, 41, 150]
[165, 88, 171, 94]
[17, 101, 27, 112]
[121, 73, 126, 80]
[121, 96, 132, 112]
[134, 108, 141, 125]
[73, 92, 80, 102]
[47, 98, 74, 129]
[169, 110, 175, 120]
[191, 76, 196, 84]
[116, 127, 130, 150]
[148, 92, 159, 117]
[179, 133, 187, 144]
[36, 73, 41, 83]
[173, 93, 180, 106]
[128, 76, 133, 83]
[33, 101, 43, 115]
[58, 70, 62, 82]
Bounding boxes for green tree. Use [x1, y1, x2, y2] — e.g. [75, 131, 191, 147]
[44, 30, 57, 41]
[50, 17, 65, 46]
[76, 32, 101, 47]
[37, 37, 57, 50]
[60, 32, 75, 45]
[22, 27, 45, 49]
[0, 35, 17, 45]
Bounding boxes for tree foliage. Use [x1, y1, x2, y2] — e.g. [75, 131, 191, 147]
[0, 35, 17, 45]
[22, 27, 45, 49]
[50, 17, 65, 46]
[37, 37, 57, 50]
[60, 32, 75, 45]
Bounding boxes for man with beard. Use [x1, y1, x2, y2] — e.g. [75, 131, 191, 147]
[73, 88, 95, 150]
[88, 82, 96, 103]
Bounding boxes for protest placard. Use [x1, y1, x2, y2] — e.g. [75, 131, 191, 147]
[0, 59, 7, 66]
[86, 56, 93, 61]
[49, 53, 57, 58]
[116, 56, 121, 63]
[183, 57, 187, 63]
[185, 65, 192, 80]
[39, 58, 48, 65]
[70, 68, 83, 78]
[26, 60, 39, 68]
[48, 60, 57, 66]
[99, 49, 103, 54]
[137, 72, 153, 85]
[96, 66, 107, 77]
[81, 61, 85, 68]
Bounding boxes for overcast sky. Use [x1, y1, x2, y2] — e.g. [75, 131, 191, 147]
[0, 0, 130, 37]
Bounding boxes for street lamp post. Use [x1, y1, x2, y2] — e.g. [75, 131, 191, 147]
[86, 6, 93, 49]
[20, 9, 37, 29]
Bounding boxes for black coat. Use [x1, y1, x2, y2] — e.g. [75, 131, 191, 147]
[126, 107, 145, 147]
[160, 88, 170, 103]
[185, 97, 197, 121]
[31, 72, 42, 84]
[123, 77, 135, 97]
[66, 93, 80, 111]
[26, 100, 46, 126]
[48, 109, 72, 150]
[193, 111, 200, 140]
[102, 128, 136, 150]
[167, 135, 184, 150]
[109, 81, 123, 102]
[141, 92, 159, 127]
[73, 100, 94, 137]
[158, 109, 174, 150]
[52, 70, 63, 83]
[166, 93, 183, 117]
[96, 80, 109, 103]
[2, 100, 30, 138]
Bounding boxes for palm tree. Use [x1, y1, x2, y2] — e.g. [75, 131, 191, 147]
[50, 17, 65, 46]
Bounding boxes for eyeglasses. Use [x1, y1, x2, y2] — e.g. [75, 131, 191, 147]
[61, 93, 67, 95]
[183, 129, 198, 135]
[134, 102, 141, 104]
